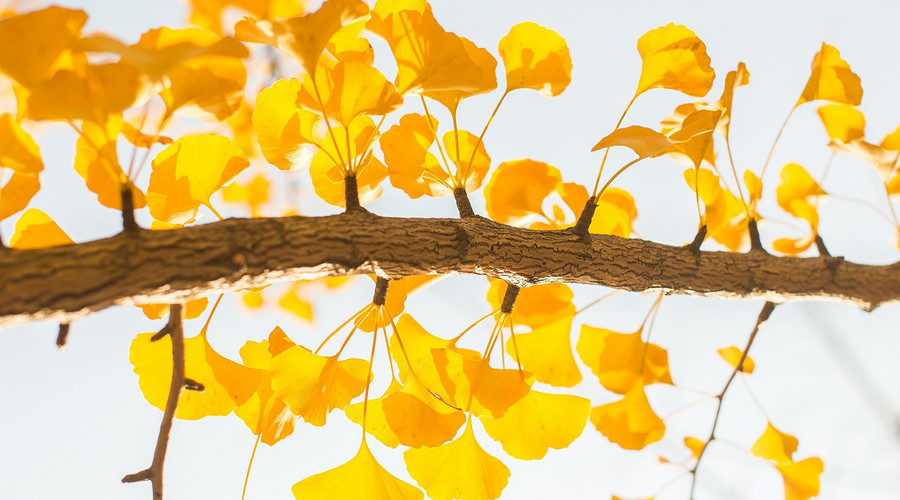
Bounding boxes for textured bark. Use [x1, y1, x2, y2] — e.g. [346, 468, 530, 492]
[1, 211, 898, 327]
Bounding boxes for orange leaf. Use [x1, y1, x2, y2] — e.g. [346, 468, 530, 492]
[591, 385, 665, 450]
[9, 209, 73, 249]
[498, 22, 572, 97]
[777, 457, 824, 500]
[635, 24, 715, 98]
[253, 78, 319, 170]
[577, 325, 672, 394]
[484, 159, 562, 225]
[486, 280, 574, 328]
[0, 6, 87, 87]
[74, 118, 147, 210]
[297, 60, 402, 126]
[0, 113, 42, 174]
[797, 43, 862, 107]
[0, 170, 40, 222]
[381, 113, 449, 198]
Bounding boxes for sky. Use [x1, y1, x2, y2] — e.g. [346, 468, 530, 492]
[1, 1, 900, 499]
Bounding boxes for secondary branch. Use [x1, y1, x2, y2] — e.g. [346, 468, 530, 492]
[1, 212, 898, 327]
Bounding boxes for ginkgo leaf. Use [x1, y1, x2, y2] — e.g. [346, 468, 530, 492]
[797, 43, 862, 107]
[480, 390, 589, 460]
[270, 344, 369, 426]
[74, 118, 147, 210]
[431, 347, 531, 418]
[344, 380, 403, 448]
[253, 78, 319, 170]
[661, 104, 720, 168]
[498, 22, 572, 97]
[121, 122, 173, 149]
[24, 61, 142, 124]
[486, 280, 574, 328]
[751, 422, 799, 464]
[0, 113, 42, 174]
[356, 276, 439, 333]
[130, 327, 261, 420]
[389, 313, 457, 384]
[381, 113, 449, 198]
[591, 384, 666, 450]
[505, 314, 581, 387]
[776, 457, 824, 500]
[591, 126, 676, 157]
[404, 418, 510, 500]
[160, 50, 246, 121]
[309, 115, 386, 207]
[484, 159, 562, 225]
[817, 104, 865, 144]
[140, 298, 209, 321]
[234, 327, 300, 445]
[147, 134, 250, 224]
[221, 172, 269, 217]
[294, 439, 423, 500]
[368, 1, 484, 94]
[9, 209, 73, 249]
[590, 187, 638, 238]
[380, 373, 466, 448]
[297, 60, 402, 126]
[188, 0, 305, 35]
[684, 436, 706, 460]
[235, 0, 369, 76]
[684, 168, 749, 250]
[714, 62, 750, 140]
[444, 128, 490, 192]
[717, 346, 755, 373]
[0, 171, 40, 221]
[635, 24, 715, 98]
[776, 163, 826, 214]
[278, 283, 314, 321]
[0, 6, 87, 88]
[424, 36, 497, 113]
[577, 325, 672, 394]
[829, 138, 899, 177]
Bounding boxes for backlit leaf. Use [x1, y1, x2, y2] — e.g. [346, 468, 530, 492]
[683, 168, 749, 250]
[777, 457, 824, 500]
[9, 209, 73, 249]
[380, 373, 466, 448]
[424, 36, 497, 113]
[431, 347, 531, 418]
[577, 325, 672, 394]
[486, 280, 575, 328]
[484, 159, 562, 225]
[717, 346, 755, 373]
[797, 43, 862, 106]
[635, 24, 715, 98]
[0, 113, 42, 174]
[297, 60, 402, 126]
[404, 418, 510, 500]
[309, 116, 386, 207]
[444, 128, 490, 192]
[684, 436, 706, 460]
[381, 113, 448, 198]
[506, 314, 581, 387]
[74, 118, 146, 210]
[140, 298, 209, 321]
[0, 6, 87, 87]
[480, 390, 589, 460]
[253, 78, 318, 170]
[591, 384, 665, 450]
[751, 422, 799, 464]
[590, 187, 637, 238]
[591, 126, 675, 157]
[817, 104, 865, 144]
[0, 171, 40, 222]
[498, 22, 572, 97]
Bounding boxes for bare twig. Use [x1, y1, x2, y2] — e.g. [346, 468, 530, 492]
[122, 304, 185, 499]
[689, 301, 776, 499]
[56, 323, 70, 349]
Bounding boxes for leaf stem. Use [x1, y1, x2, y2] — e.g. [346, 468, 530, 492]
[758, 107, 795, 181]
[592, 94, 638, 196]
[241, 434, 261, 500]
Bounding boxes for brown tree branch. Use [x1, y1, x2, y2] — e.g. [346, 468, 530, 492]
[1, 212, 898, 328]
[122, 304, 184, 499]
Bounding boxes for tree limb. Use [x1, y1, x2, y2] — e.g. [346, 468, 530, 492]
[1, 212, 898, 327]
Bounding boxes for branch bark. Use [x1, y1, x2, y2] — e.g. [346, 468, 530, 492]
[1, 211, 898, 327]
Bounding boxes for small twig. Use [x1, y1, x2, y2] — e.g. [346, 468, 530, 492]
[689, 301, 776, 499]
[56, 323, 70, 349]
[685, 225, 708, 253]
[500, 284, 520, 314]
[814, 234, 831, 257]
[453, 187, 475, 218]
[123, 303, 185, 500]
[573, 197, 597, 241]
[183, 378, 204, 392]
[150, 324, 172, 342]
[121, 184, 139, 233]
[344, 175, 361, 212]
[372, 277, 390, 306]
[748, 218, 767, 254]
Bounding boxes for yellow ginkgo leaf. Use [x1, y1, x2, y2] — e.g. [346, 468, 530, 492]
[777, 457, 824, 500]
[253, 78, 319, 170]
[9, 209, 73, 249]
[590, 384, 665, 450]
[797, 43, 862, 107]
[506, 314, 581, 387]
[660, 104, 719, 168]
[344, 380, 403, 449]
[751, 422, 799, 464]
[389, 313, 457, 384]
[684, 168, 749, 251]
[717, 346, 755, 373]
[380, 373, 466, 448]
[235, 0, 369, 76]
[745, 170, 763, 215]
[484, 159, 562, 225]
[424, 36, 497, 113]
[498, 22, 572, 97]
[776, 163, 826, 215]
[433, 348, 531, 417]
[817, 104, 865, 144]
[367, 1, 484, 94]
[404, 418, 510, 500]
[0, 113, 42, 174]
[234, 327, 300, 445]
[147, 134, 250, 224]
[24, 61, 142, 124]
[0, 6, 87, 88]
[487, 280, 575, 328]
[140, 297, 209, 321]
[714, 62, 750, 140]
[577, 325, 672, 394]
[309, 117, 387, 208]
[294, 439, 423, 500]
[480, 390, 589, 460]
[592, 126, 676, 157]
[270, 344, 369, 426]
[221, 172, 269, 217]
[444, 128, 490, 192]
[381, 113, 449, 198]
[188, 0, 305, 35]
[829, 138, 899, 177]
[297, 60, 402, 126]
[0, 171, 40, 221]
[160, 50, 246, 121]
[355, 275, 439, 333]
[590, 187, 638, 238]
[74, 119, 147, 211]
[635, 23, 715, 98]
[129, 327, 261, 420]
[684, 436, 706, 460]
[278, 283, 314, 321]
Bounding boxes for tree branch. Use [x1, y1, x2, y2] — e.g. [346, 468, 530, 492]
[1, 212, 898, 327]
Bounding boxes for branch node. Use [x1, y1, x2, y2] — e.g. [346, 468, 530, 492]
[685, 225, 708, 253]
[150, 324, 172, 342]
[814, 234, 831, 257]
[453, 188, 476, 218]
[372, 277, 390, 306]
[56, 323, 70, 349]
[184, 378, 204, 392]
[573, 197, 597, 242]
[748, 218, 767, 254]
[343, 175, 363, 212]
[500, 284, 520, 314]
[121, 468, 154, 483]
[121, 184, 139, 233]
